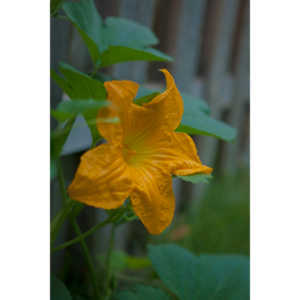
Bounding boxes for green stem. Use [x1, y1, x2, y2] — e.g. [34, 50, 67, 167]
[57, 160, 68, 205]
[56, 158, 101, 299]
[51, 212, 121, 253]
[72, 218, 101, 300]
[103, 224, 116, 300]
[51, 198, 75, 244]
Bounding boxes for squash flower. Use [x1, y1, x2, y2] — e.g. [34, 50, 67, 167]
[68, 70, 212, 234]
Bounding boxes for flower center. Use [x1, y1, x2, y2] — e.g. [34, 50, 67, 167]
[122, 143, 138, 164]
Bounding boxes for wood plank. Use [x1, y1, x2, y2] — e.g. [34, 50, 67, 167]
[172, 0, 207, 92]
[222, 0, 250, 172]
[200, 0, 240, 169]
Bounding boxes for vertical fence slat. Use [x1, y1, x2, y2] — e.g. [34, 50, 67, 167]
[222, 1, 250, 172]
[200, 0, 240, 168]
[172, 0, 207, 92]
[112, 0, 157, 82]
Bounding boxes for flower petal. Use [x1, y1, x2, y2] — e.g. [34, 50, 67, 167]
[97, 80, 139, 143]
[143, 69, 183, 131]
[142, 132, 213, 176]
[68, 143, 132, 209]
[130, 166, 175, 235]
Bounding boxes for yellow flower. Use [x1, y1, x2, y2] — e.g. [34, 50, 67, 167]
[68, 69, 212, 234]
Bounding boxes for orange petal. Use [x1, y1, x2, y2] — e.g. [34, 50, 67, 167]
[68, 143, 132, 209]
[97, 80, 139, 143]
[129, 166, 175, 235]
[143, 69, 183, 131]
[142, 132, 213, 176]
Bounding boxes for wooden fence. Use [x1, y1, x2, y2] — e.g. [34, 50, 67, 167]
[51, 0, 250, 264]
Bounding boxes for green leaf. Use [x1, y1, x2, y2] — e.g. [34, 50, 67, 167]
[62, 0, 104, 66]
[148, 244, 249, 300]
[51, 0, 65, 17]
[51, 275, 72, 300]
[51, 118, 76, 159]
[177, 173, 212, 184]
[177, 113, 237, 142]
[104, 17, 158, 48]
[51, 63, 107, 144]
[116, 285, 171, 300]
[51, 159, 57, 181]
[134, 92, 160, 105]
[180, 92, 210, 115]
[100, 46, 172, 68]
[52, 99, 107, 122]
[97, 250, 151, 272]
[62, 0, 172, 67]
[57, 62, 106, 100]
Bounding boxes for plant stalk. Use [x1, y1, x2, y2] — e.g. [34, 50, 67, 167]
[103, 224, 116, 300]
[55, 158, 101, 300]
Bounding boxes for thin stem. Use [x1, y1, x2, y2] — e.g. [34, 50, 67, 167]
[72, 219, 101, 300]
[51, 211, 122, 253]
[57, 160, 68, 205]
[103, 224, 116, 300]
[56, 158, 101, 299]
[51, 199, 75, 244]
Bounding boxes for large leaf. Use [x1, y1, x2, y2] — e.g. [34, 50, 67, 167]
[100, 46, 172, 68]
[148, 244, 249, 300]
[116, 285, 171, 300]
[51, 63, 107, 143]
[51, 275, 72, 300]
[180, 91, 210, 115]
[56, 62, 106, 100]
[177, 113, 237, 142]
[63, 0, 171, 67]
[62, 0, 104, 67]
[103, 17, 158, 48]
[97, 250, 151, 272]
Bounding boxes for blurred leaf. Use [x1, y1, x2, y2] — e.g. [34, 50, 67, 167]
[62, 0, 104, 67]
[180, 91, 210, 115]
[56, 62, 106, 100]
[177, 113, 237, 142]
[116, 285, 171, 300]
[177, 173, 212, 184]
[63, 0, 172, 67]
[51, 117, 76, 159]
[134, 86, 160, 105]
[51, 63, 107, 144]
[185, 169, 250, 255]
[148, 244, 249, 300]
[51, 159, 57, 181]
[52, 99, 107, 122]
[51, 0, 65, 17]
[103, 17, 158, 48]
[100, 46, 172, 68]
[51, 275, 72, 300]
[97, 250, 151, 272]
